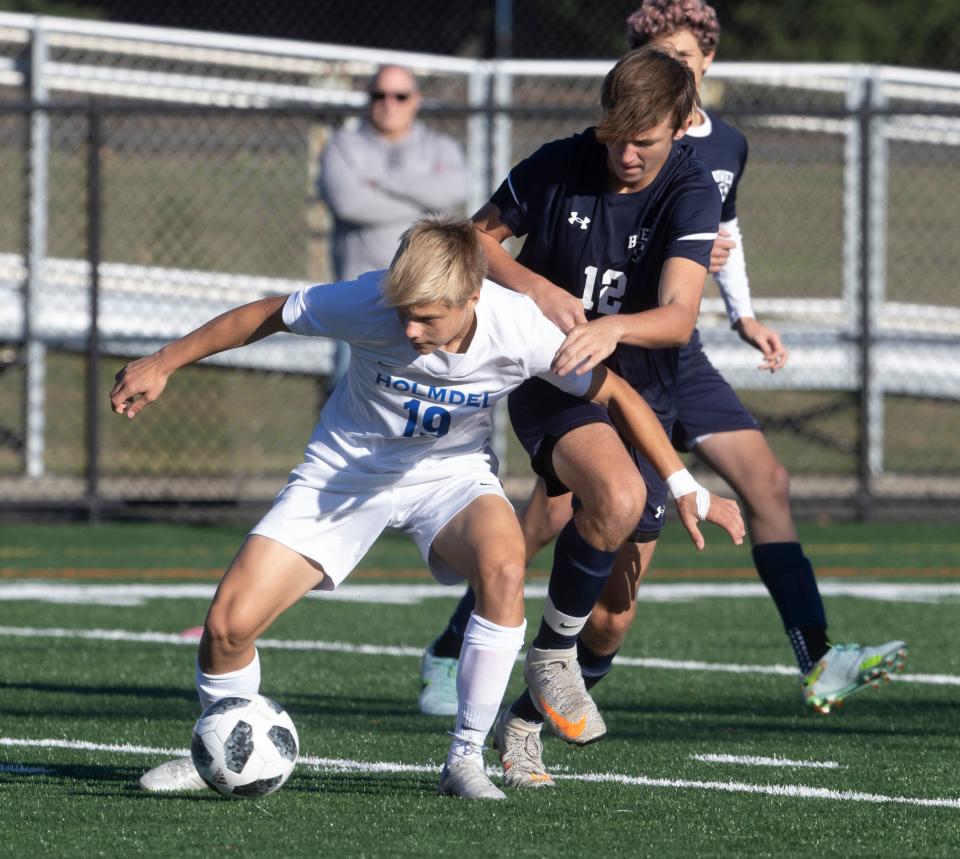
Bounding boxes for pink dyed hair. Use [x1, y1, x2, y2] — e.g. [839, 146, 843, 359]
[626, 0, 721, 53]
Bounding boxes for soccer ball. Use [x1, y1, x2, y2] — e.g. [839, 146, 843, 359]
[191, 694, 299, 798]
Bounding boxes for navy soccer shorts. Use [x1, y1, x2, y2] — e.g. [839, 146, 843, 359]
[507, 377, 674, 540]
[671, 329, 761, 452]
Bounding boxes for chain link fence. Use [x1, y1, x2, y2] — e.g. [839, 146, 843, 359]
[0, 15, 959, 520]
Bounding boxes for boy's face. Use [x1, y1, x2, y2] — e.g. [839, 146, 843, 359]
[650, 28, 715, 91]
[397, 294, 479, 354]
[605, 114, 690, 193]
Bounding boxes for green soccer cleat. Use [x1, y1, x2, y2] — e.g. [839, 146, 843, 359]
[418, 646, 459, 716]
[492, 708, 555, 789]
[803, 640, 909, 714]
[524, 646, 606, 745]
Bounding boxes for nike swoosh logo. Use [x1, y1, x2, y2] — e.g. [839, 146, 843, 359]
[558, 621, 581, 629]
[536, 695, 587, 740]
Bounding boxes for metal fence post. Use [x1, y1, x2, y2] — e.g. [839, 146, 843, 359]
[85, 108, 102, 522]
[857, 76, 875, 519]
[24, 21, 49, 478]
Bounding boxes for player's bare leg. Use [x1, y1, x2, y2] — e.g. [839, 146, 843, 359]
[141, 536, 325, 793]
[200, 535, 326, 676]
[511, 424, 646, 748]
[519, 479, 574, 561]
[578, 539, 657, 687]
[696, 429, 907, 709]
[431, 494, 528, 799]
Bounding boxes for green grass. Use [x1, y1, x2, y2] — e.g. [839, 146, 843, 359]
[2, 523, 960, 856]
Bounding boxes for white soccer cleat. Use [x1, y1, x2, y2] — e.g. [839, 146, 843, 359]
[438, 755, 506, 800]
[803, 640, 909, 714]
[418, 646, 459, 716]
[524, 646, 606, 745]
[492, 708, 555, 789]
[138, 756, 207, 792]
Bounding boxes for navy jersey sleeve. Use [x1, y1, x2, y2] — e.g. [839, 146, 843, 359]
[663, 178, 722, 268]
[488, 137, 575, 238]
[721, 135, 749, 222]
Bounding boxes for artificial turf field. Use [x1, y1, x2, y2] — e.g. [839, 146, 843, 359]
[2, 520, 960, 857]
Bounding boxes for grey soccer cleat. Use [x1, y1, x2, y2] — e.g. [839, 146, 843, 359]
[139, 756, 207, 792]
[803, 640, 909, 714]
[492, 708, 555, 789]
[523, 646, 606, 745]
[438, 755, 506, 800]
[418, 646, 459, 716]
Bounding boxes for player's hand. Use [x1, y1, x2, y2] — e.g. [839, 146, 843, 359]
[675, 490, 745, 551]
[551, 316, 622, 376]
[709, 228, 736, 273]
[531, 281, 587, 333]
[734, 317, 789, 372]
[110, 353, 171, 419]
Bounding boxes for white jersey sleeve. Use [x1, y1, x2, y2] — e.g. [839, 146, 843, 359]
[283, 271, 386, 343]
[513, 294, 595, 398]
[713, 217, 754, 324]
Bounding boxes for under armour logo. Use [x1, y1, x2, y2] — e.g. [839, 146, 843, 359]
[654, 505, 665, 519]
[568, 212, 590, 230]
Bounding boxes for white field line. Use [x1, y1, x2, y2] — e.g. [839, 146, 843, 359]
[691, 753, 845, 769]
[0, 624, 957, 687]
[1, 736, 957, 810]
[3, 581, 960, 606]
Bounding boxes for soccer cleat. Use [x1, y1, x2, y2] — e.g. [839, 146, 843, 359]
[803, 640, 909, 714]
[438, 755, 506, 800]
[138, 756, 207, 792]
[492, 708, 555, 789]
[523, 646, 606, 745]
[418, 646, 459, 716]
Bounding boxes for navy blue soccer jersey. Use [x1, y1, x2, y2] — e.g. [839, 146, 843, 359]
[490, 127, 721, 320]
[684, 111, 748, 222]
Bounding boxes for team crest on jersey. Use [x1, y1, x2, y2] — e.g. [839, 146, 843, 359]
[712, 169, 734, 201]
[629, 227, 651, 261]
[568, 212, 591, 230]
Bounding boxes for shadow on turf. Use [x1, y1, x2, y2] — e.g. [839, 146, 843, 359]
[594, 696, 960, 740]
[0, 679, 453, 735]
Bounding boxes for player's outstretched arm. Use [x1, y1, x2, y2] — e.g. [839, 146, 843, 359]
[110, 295, 289, 420]
[586, 366, 745, 550]
[472, 203, 586, 333]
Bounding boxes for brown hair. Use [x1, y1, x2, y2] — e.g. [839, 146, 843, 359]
[596, 46, 699, 142]
[382, 216, 487, 308]
[626, 0, 721, 53]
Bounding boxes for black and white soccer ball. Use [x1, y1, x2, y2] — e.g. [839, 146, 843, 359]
[191, 694, 299, 798]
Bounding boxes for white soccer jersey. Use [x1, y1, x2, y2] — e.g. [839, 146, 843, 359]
[282, 272, 592, 480]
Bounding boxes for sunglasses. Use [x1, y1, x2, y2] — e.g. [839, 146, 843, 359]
[370, 90, 413, 102]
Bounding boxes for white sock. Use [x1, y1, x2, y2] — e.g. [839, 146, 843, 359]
[195, 649, 261, 712]
[449, 613, 526, 766]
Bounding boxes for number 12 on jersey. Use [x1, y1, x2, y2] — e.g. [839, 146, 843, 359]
[582, 266, 626, 315]
[402, 399, 451, 438]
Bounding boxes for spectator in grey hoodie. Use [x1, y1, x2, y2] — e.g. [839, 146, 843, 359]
[319, 64, 470, 388]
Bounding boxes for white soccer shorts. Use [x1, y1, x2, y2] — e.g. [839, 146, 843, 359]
[250, 455, 511, 589]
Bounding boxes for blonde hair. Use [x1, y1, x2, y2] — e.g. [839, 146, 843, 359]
[596, 46, 699, 142]
[382, 216, 487, 308]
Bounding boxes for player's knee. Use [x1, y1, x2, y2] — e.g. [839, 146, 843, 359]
[580, 486, 645, 548]
[755, 458, 791, 508]
[476, 556, 525, 599]
[584, 604, 633, 652]
[204, 605, 257, 659]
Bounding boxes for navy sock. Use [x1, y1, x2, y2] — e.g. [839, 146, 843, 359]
[533, 520, 617, 651]
[510, 689, 543, 724]
[430, 588, 477, 659]
[753, 542, 829, 671]
[578, 639, 617, 691]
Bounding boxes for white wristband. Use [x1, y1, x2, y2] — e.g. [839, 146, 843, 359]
[666, 469, 711, 521]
